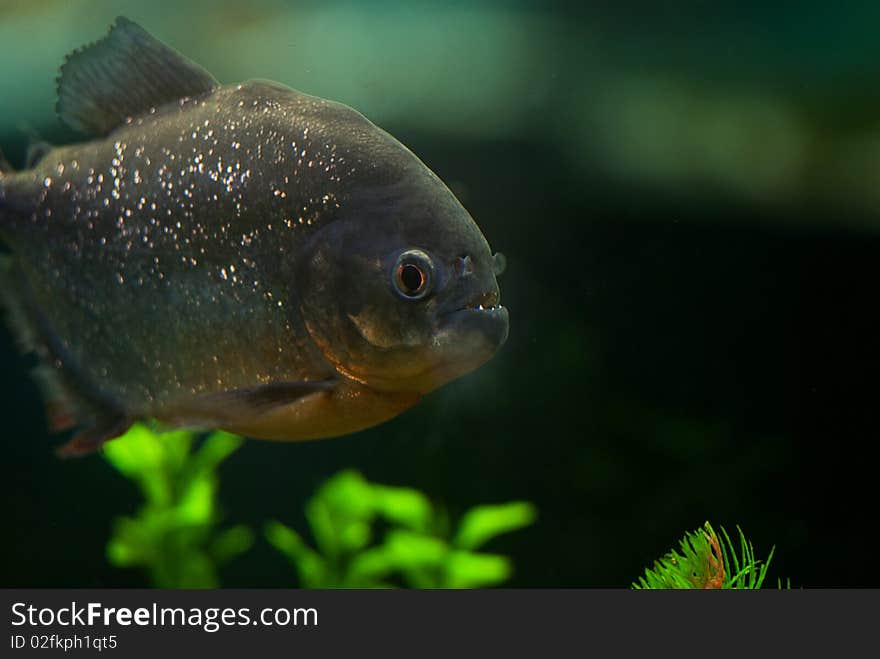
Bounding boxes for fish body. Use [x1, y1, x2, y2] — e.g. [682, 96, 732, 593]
[0, 18, 508, 455]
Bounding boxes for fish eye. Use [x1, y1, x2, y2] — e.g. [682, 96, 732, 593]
[392, 249, 434, 300]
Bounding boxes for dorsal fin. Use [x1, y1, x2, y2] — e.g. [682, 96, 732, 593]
[56, 17, 219, 136]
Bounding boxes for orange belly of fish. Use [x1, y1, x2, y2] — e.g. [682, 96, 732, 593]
[213, 382, 422, 442]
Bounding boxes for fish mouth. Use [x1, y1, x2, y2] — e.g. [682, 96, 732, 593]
[452, 290, 505, 315]
[438, 290, 509, 348]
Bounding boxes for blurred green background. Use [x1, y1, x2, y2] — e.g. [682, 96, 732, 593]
[2, 0, 879, 587]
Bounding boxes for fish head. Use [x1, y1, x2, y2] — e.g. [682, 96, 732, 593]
[298, 165, 508, 395]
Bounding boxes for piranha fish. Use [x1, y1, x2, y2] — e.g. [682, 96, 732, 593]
[0, 17, 508, 457]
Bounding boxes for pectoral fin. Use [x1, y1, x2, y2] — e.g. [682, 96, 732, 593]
[207, 379, 338, 412]
[162, 378, 339, 429]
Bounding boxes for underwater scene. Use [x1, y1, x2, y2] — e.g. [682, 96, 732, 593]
[1, 0, 878, 589]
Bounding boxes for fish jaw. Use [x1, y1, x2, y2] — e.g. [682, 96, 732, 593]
[419, 304, 509, 390]
[437, 304, 509, 352]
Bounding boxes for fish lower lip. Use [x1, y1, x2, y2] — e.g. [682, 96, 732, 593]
[438, 304, 509, 347]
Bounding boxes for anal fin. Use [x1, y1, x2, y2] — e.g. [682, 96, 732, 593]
[0, 260, 74, 429]
[1, 258, 131, 457]
[55, 413, 132, 458]
[32, 362, 78, 432]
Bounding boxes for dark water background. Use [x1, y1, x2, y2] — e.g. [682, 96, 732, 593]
[1, 0, 878, 587]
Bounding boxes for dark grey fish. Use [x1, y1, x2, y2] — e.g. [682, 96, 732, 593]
[0, 18, 508, 456]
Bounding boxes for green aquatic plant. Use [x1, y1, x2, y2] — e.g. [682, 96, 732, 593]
[103, 424, 253, 588]
[100, 426, 782, 590]
[266, 470, 537, 588]
[632, 522, 783, 589]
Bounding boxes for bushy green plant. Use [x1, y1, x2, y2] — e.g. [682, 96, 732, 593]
[103, 423, 253, 588]
[266, 469, 537, 588]
[632, 522, 784, 589]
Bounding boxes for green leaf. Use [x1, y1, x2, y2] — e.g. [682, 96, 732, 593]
[633, 522, 783, 590]
[103, 424, 198, 507]
[104, 425, 250, 588]
[156, 429, 196, 471]
[444, 551, 512, 588]
[192, 431, 244, 474]
[265, 520, 309, 559]
[264, 520, 326, 588]
[103, 424, 165, 477]
[174, 475, 215, 526]
[372, 485, 434, 531]
[106, 515, 160, 567]
[453, 501, 537, 550]
[316, 470, 376, 519]
[305, 498, 339, 559]
[210, 525, 254, 564]
[339, 520, 372, 553]
[384, 530, 448, 570]
[264, 469, 536, 589]
[164, 552, 217, 589]
[347, 546, 396, 585]
[632, 523, 721, 589]
[302, 471, 379, 559]
[106, 537, 133, 566]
